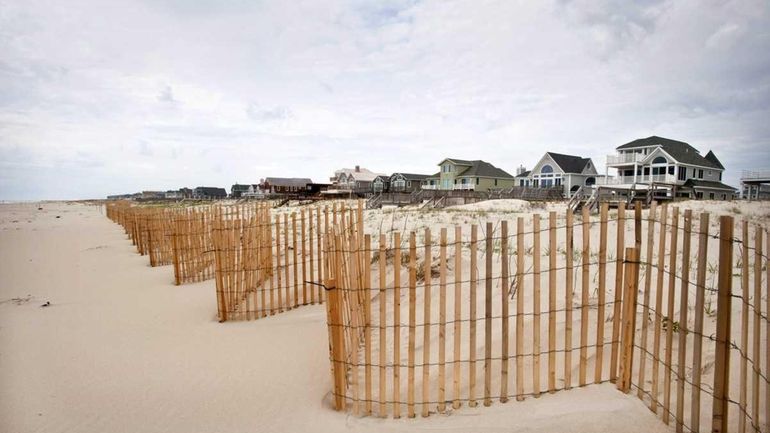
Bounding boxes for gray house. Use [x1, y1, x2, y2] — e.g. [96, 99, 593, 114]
[519, 152, 599, 197]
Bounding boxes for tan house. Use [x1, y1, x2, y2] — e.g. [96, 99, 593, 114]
[424, 158, 515, 192]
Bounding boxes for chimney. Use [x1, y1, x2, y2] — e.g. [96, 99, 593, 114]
[516, 165, 526, 176]
[355, 165, 360, 172]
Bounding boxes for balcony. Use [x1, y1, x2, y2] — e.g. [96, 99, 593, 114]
[741, 169, 770, 181]
[453, 183, 475, 190]
[606, 153, 645, 165]
[422, 184, 439, 190]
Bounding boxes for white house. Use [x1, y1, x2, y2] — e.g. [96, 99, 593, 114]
[605, 136, 736, 199]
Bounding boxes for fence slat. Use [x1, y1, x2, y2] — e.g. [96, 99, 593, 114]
[651, 204, 668, 413]
[751, 226, 761, 433]
[610, 202, 625, 382]
[532, 215, 541, 397]
[663, 207, 679, 425]
[565, 209, 574, 390]
[690, 212, 709, 432]
[364, 234, 372, 416]
[453, 226, 462, 410]
[595, 203, 608, 383]
[393, 232, 402, 419]
[516, 217, 524, 401]
[501, 220, 510, 402]
[408, 232, 417, 418]
[675, 210, 692, 432]
[484, 222, 493, 406]
[378, 233, 387, 417]
[712, 215, 734, 433]
[738, 220, 749, 433]
[469, 225, 478, 407]
[637, 201, 656, 396]
[438, 228, 447, 412]
[618, 247, 640, 393]
[422, 228, 432, 417]
[579, 206, 590, 387]
[548, 211, 557, 393]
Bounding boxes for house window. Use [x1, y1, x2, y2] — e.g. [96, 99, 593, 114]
[722, 194, 726, 200]
[709, 192, 715, 199]
[719, 172, 722, 181]
[407, 181, 411, 187]
[555, 178, 561, 186]
[461, 178, 466, 184]
[643, 167, 650, 176]
[534, 179, 539, 187]
[693, 168, 696, 178]
[668, 166, 674, 175]
[520, 180, 525, 187]
[652, 156, 667, 164]
[494, 179, 498, 186]
[678, 166, 686, 181]
[698, 169, 704, 179]
[476, 177, 479, 185]
[541, 164, 553, 174]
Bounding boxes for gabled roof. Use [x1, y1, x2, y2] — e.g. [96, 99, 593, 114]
[618, 136, 721, 169]
[546, 152, 592, 174]
[704, 150, 725, 169]
[392, 173, 431, 181]
[682, 179, 737, 191]
[439, 158, 475, 166]
[442, 159, 513, 178]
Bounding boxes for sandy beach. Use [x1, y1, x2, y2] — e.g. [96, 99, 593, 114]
[0, 201, 688, 433]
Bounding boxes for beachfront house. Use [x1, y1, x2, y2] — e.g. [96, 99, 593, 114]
[330, 166, 385, 193]
[423, 158, 515, 192]
[193, 187, 227, 199]
[260, 177, 313, 195]
[230, 183, 252, 198]
[384, 173, 431, 193]
[514, 165, 531, 187]
[605, 136, 736, 200]
[524, 152, 599, 197]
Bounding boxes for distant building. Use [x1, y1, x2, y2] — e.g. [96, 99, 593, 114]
[423, 158, 515, 192]
[193, 187, 227, 199]
[140, 191, 165, 199]
[260, 177, 313, 194]
[230, 184, 252, 198]
[330, 166, 385, 193]
[373, 173, 432, 193]
[740, 170, 770, 200]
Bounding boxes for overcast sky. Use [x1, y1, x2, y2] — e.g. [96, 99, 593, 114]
[1, 0, 769, 200]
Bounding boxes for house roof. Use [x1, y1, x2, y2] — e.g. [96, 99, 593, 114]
[618, 136, 721, 169]
[515, 170, 531, 178]
[264, 177, 312, 187]
[704, 150, 725, 170]
[195, 187, 227, 194]
[546, 152, 592, 174]
[442, 159, 513, 178]
[682, 179, 737, 191]
[231, 184, 251, 190]
[392, 173, 431, 181]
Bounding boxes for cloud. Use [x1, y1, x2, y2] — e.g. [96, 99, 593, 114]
[0, 0, 768, 200]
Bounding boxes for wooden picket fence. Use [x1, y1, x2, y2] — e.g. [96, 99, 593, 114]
[170, 206, 216, 285]
[323, 202, 769, 433]
[211, 201, 362, 321]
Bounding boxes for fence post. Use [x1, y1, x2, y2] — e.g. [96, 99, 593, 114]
[327, 276, 346, 411]
[618, 247, 639, 393]
[712, 216, 734, 433]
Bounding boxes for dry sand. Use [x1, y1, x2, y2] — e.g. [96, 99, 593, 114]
[0, 201, 706, 433]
